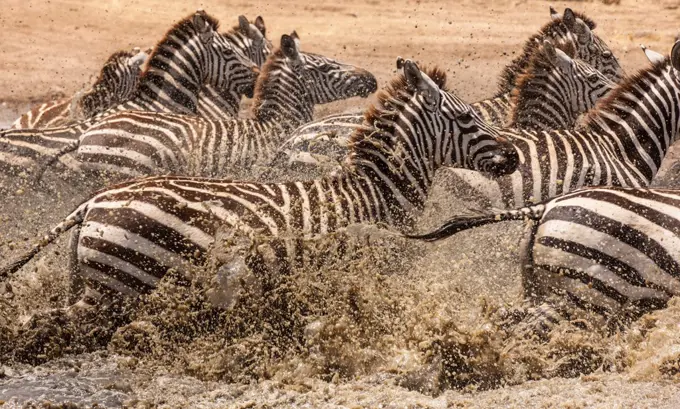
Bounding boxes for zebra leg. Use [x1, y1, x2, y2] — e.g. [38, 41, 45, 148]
[205, 226, 263, 310]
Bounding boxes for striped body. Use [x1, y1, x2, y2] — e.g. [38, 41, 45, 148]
[450, 50, 680, 209]
[0, 11, 260, 176]
[411, 186, 680, 330]
[10, 48, 148, 129]
[0, 61, 520, 302]
[75, 36, 378, 180]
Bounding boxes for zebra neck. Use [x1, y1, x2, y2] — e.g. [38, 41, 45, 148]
[586, 68, 680, 181]
[197, 85, 240, 119]
[513, 76, 576, 130]
[132, 71, 201, 114]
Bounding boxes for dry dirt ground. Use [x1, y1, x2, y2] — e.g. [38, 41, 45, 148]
[2, 0, 680, 408]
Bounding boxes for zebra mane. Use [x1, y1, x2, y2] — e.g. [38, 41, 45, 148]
[496, 10, 596, 97]
[346, 65, 447, 158]
[250, 47, 289, 119]
[510, 39, 577, 122]
[139, 11, 220, 80]
[582, 57, 670, 127]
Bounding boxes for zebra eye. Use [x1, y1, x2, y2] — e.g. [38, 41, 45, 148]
[587, 73, 599, 82]
[457, 111, 473, 122]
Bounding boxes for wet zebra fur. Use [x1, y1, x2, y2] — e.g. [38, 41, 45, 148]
[497, 7, 623, 96]
[408, 186, 680, 335]
[449, 41, 680, 209]
[73, 33, 377, 179]
[0, 59, 519, 306]
[9, 47, 149, 130]
[269, 38, 614, 176]
[0, 10, 260, 176]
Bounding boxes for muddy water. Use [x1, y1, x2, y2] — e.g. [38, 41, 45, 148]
[3, 91, 680, 408]
[2, 155, 680, 408]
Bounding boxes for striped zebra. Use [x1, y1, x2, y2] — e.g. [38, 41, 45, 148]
[0, 10, 260, 176]
[0, 59, 519, 311]
[9, 47, 149, 130]
[509, 39, 615, 131]
[197, 15, 272, 120]
[447, 41, 680, 210]
[408, 186, 680, 335]
[266, 38, 614, 178]
[497, 7, 623, 95]
[71, 33, 377, 180]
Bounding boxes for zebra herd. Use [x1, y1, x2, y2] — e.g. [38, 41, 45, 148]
[2, 6, 680, 367]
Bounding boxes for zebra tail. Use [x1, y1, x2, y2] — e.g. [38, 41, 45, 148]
[0, 201, 89, 280]
[34, 140, 81, 184]
[405, 204, 547, 242]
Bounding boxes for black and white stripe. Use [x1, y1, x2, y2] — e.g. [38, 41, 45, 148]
[0, 59, 519, 305]
[509, 39, 615, 131]
[196, 15, 272, 120]
[270, 38, 614, 175]
[449, 41, 680, 209]
[0, 10, 260, 176]
[73, 33, 378, 179]
[409, 185, 680, 333]
[497, 7, 623, 95]
[9, 47, 149, 130]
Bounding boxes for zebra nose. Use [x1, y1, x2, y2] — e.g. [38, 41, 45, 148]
[354, 70, 377, 97]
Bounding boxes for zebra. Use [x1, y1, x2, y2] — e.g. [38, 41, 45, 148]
[407, 185, 680, 336]
[197, 15, 273, 120]
[509, 39, 615, 131]
[497, 7, 623, 95]
[0, 59, 519, 316]
[445, 40, 680, 210]
[9, 47, 149, 130]
[264, 38, 615, 179]
[71, 32, 378, 180]
[0, 10, 260, 176]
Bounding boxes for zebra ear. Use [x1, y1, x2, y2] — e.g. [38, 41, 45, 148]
[238, 15, 250, 35]
[572, 18, 593, 45]
[549, 6, 561, 21]
[193, 10, 214, 44]
[671, 41, 680, 71]
[562, 8, 576, 30]
[641, 45, 665, 65]
[255, 16, 266, 37]
[402, 60, 441, 109]
[554, 48, 573, 72]
[281, 34, 300, 61]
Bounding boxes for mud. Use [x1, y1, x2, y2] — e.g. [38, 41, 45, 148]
[3, 0, 680, 407]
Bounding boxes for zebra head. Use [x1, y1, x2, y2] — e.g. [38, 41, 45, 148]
[233, 15, 273, 67]
[512, 39, 615, 129]
[560, 8, 624, 83]
[80, 48, 146, 116]
[188, 11, 260, 98]
[349, 59, 518, 184]
[286, 32, 377, 104]
[253, 33, 377, 124]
